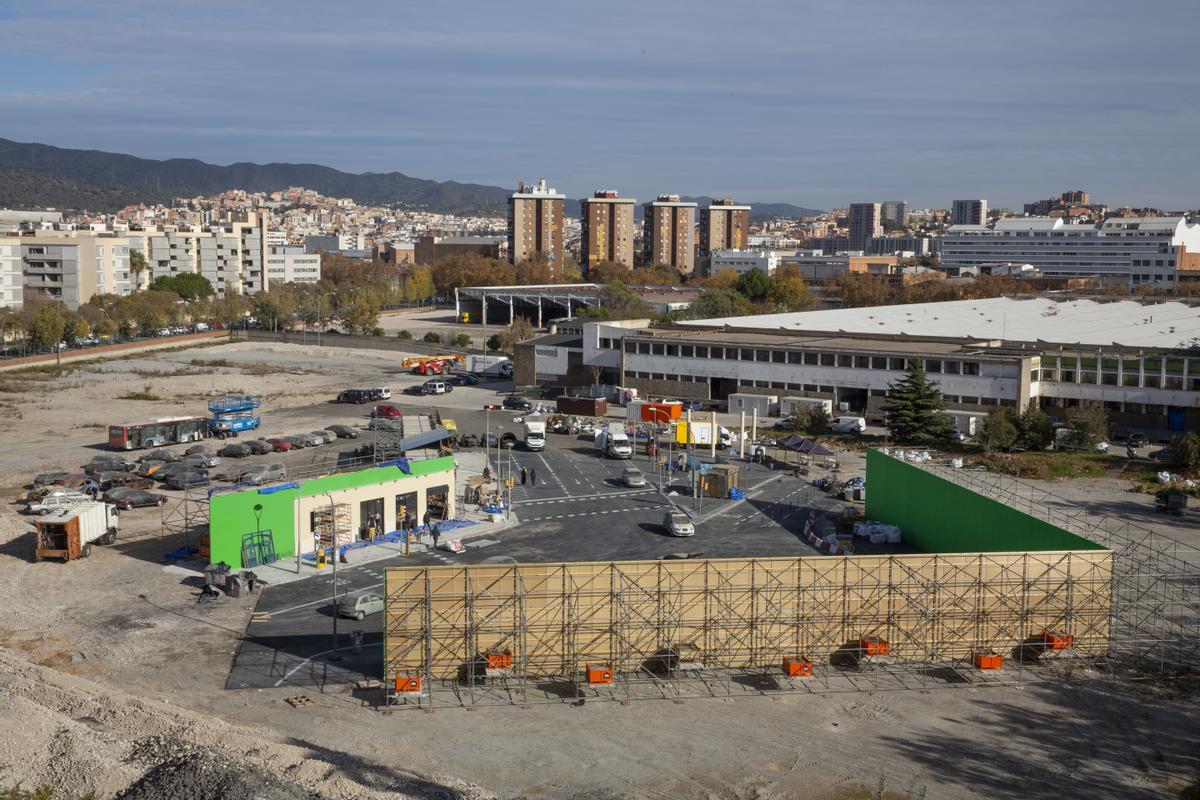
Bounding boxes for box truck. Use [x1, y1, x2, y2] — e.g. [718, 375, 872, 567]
[34, 502, 119, 562]
[466, 355, 513, 378]
[594, 423, 633, 459]
[523, 418, 546, 451]
[675, 421, 735, 449]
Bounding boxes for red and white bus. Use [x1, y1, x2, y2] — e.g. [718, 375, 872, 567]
[108, 416, 208, 450]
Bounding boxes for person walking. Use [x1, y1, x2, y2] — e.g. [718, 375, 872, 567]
[431, 523, 441, 550]
[529, 467, 537, 487]
[520, 466, 528, 485]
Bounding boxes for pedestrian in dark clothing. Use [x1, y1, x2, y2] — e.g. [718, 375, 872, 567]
[431, 524, 441, 550]
[530, 468, 537, 487]
[520, 466, 528, 485]
[423, 510, 431, 528]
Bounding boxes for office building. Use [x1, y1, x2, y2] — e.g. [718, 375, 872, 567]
[940, 216, 1200, 286]
[880, 201, 907, 227]
[708, 249, 781, 277]
[604, 296, 1200, 435]
[266, 246, 321, 284]
[508, 179, 565, 273]
[580, 190, 636, 272]
[951, 199, 988, 226]
[642, 195, 697, 274]
[305, 233, 366, 254]
[699, 199, 751, 270]
[848, 203, 882, 252]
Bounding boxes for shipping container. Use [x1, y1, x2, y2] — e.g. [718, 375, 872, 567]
[557, 396, 608, 416]
[728, 393, 779, 417]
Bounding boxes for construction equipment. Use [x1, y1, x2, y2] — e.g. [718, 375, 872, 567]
[404, 354, 466, 375]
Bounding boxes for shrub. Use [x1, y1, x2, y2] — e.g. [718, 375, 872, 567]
[486, 334, 502, 352]
[397, 330, 412, 340]
[454, 333, 471, 348]
[371, 327, 384, 337]
[422, 331, 442, 343]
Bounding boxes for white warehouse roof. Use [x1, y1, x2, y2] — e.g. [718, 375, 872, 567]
[682, 296, 1200, 350]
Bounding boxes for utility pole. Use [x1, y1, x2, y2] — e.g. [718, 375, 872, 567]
[710, 411, 717, 459]
[739, 410, 746, 460]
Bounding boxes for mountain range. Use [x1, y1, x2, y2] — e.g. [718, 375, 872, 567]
[0, 137, 822, 219]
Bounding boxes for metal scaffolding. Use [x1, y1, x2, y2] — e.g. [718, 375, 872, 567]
[382, 456, 1198, 710]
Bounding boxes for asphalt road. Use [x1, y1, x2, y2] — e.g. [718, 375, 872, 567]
[226, 434, 851, 690]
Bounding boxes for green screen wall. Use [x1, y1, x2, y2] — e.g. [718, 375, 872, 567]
[208, 456, 455, 568]
[864, 449, 1105, 553]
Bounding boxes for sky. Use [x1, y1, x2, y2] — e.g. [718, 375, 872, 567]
[3, 0, 1199, 211]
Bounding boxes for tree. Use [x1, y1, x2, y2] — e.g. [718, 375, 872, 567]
[486, 334, 502, 352]
[454, 333, 471, 348]
[149, 273, 214, 301]
[686, 289, 753, 320]
[129, 249, 148, 290]
[1067, 402, 1109, 449]
[397, 329, 413, 340]
[736, 268, 771, 302]
[1018, 405, 1055, 450]
[402, 266, 435, 304]
[578, 281, 652, 321]
[1172, 432, 1200, 473]
[980, 408, 1019, 451]
[835, 274, 894, 308]
[340, 292, 381, 335]
[27, 303, 66, 350]
[882, 360, 956, 445]
[788, 406, 830, 435]
[586, 261, 633, 284]
[766, 272, 818, 311]
[499, 317, 534, 353]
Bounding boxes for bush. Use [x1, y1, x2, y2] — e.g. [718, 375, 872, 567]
[397, 330, 412, 340]
[454, 333, 471, 348]
[486, 334, 502, 352]
[422, 331, 442, 343]
[371, 327, 384, 337]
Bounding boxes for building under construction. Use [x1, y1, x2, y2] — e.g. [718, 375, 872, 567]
[382, 450, 1199, 708]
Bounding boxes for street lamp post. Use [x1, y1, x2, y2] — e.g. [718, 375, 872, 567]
[644, 408, 675, 495]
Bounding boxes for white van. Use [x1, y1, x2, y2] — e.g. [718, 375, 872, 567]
[831, 416, 867, 434]
[372, 387, 392, 400]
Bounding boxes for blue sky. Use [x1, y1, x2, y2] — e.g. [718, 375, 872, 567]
[3, 0, 1199, 210]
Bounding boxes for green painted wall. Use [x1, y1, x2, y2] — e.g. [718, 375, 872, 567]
[864, 449, 1105, 553]
[209, 456, 456, 568]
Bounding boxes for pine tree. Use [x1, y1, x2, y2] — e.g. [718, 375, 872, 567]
[1017, 404, 1054, 450]
[883, 360, 956, 445]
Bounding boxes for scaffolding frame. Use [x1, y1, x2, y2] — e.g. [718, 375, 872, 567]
[160, 486, 210, 549]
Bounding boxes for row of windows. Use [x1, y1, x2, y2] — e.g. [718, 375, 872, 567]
[625, 340, 982, 375]
[1036, 370, 1199, 390]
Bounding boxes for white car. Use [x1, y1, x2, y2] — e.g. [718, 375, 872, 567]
[422, 380, 450, 395]
[372, 387, 392, 399]
[663, 512, 695, 537]
[1095, 441, 1110, 453]
[29, 493, 93, 516]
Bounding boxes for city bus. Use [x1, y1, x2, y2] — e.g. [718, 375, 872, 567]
[108, 416, 209, 450]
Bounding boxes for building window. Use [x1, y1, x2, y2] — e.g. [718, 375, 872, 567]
[889, 357, 906, 370]
[804, 384, 818, 392]
[820, 354, 835, 366]
[754, 380, 769, 388]
[962, 362, 980, 376]
[651, 344, 665, 356]
[926, 360, 942, 373]
[709, 347, 722, 359]
[665, 345, 678, 356]
[772, 351, 786, 364]
[871, 357, 887, 370]
[804, 352, 818, 365]
[695, 346, 708, 358]
[961, 396, 979, 405]
[680, 345, 693, 357]
[637, 342, 650, 354]
[837, 355, 852, 367]
[854, 356, 869, 369]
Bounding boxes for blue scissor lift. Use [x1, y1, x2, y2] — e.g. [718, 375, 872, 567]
[207, 395, 262, 439]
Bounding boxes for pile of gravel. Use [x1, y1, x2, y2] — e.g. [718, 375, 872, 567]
[118, 738, 321, 800]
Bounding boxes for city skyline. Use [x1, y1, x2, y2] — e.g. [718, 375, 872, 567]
[3, 1, 1199, 210]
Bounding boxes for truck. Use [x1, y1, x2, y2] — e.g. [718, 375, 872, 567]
[34, 502, 119, 562]
[466, 355, 513, 378]
[523, 417, 546, 451]
[674, 420, 735, 449]
[594, 423, 633, 459]
[557, 396, 608, 417]
[208, 395, 262, 439]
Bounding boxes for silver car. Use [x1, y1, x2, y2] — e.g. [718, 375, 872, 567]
[663, 512, 695, 537]
[299, 432, 325, 447]
[310, 430, 337, 444]
[337, 592, 384, 620]
[622, 466, 647, 488]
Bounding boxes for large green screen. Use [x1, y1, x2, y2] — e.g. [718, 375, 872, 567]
[864, 450, 1105, 553]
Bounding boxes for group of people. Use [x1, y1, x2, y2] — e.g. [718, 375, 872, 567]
[518, 466, 538, 486]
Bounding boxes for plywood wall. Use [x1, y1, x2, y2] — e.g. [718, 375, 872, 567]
[385, 552, 1112, 682]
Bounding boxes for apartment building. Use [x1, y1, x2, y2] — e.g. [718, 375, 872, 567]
[129, 211, 270, 296]
[508, 179, 565, 273]
[951, 199, 988, 226]
[266, 246, 321, 284]
[880, 201, 907, 227]
[699, 199, 751, 271]
[0, 230, 134, 309]
[847, 203, 882, 252]
[642, 195, 697, 274]
[580, 191, 636, 272]
[414, 234, 503, 265]
[940, 216, 1200, 285]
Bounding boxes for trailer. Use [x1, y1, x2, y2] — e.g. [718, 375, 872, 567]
[728, 393, 779, 417]
[781, 396, 833, 418]
[34, 502, 119, 562]
[466, 355, 513, 378]
[557, 396, 608, 416]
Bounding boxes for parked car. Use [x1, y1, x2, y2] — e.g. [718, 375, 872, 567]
[107, 489, 167, 509]
[422, 380, 451, 395]
[539, 386, 568, 400]
[367, 418, 403, 432]
[499, 432, 519, 449]
[298, 432, 325, 447]
[166, 471, 210, 490]
[337, 592, 385, 620]
[33, 471, 69, 487]
[134, 461, 167, 478]
[458, 433, 479, 447]
[234, 463, 287, 486]
[243, 439, 273, 455]
[336, 389, 372, 404]
[680, 400, 705, 412]
[184, 444, 210, 456]
[325, 424, 360, 439]
[449, 373, 479, 386]
[29, 493, 92, 515]
[372, 403, 402, 419]
[502, 395, 533, 412]
[181, 452, 220, 469]
[139, 449, 181, 463]
[663, 512, 696, 537]
[98, 471, 154, 491]
[284, 434, 309, 449]
[622, 466, 647, 488]
[217, 442, 252, 458]
[155, 462, 203, 482]
[310, 430, 337, 444]
[371, 387, 392, 400]
[85, 456, 135, 476]
[402, 385, 426, 396]
[266, 437, 292, 452]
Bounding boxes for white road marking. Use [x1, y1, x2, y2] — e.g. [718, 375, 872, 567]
[273, 642, 382, 687]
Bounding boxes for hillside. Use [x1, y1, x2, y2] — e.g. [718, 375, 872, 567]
[0, 137, 823, 218]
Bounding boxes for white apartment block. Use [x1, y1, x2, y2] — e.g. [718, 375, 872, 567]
[0, 231, 134, 309]
[940, 216, 1200, 285]
[266, 246, 321, 284]
[708, 249, 781, 277]
[129, 212, 270, 296]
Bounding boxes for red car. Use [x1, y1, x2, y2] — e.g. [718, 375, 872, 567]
[372, 404, 402, 419]
[266, 437, 292, 452]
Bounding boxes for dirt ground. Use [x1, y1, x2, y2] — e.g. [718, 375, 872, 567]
[0, 340, 1197, 800]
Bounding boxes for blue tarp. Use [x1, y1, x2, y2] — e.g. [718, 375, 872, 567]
[258, 482, 300, 494]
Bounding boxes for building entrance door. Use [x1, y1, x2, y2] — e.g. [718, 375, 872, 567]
[394, 491, 417, 532]
[359, 497, 384, 540]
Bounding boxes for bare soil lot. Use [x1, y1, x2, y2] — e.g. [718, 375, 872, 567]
[0, 341, 1196, 800]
